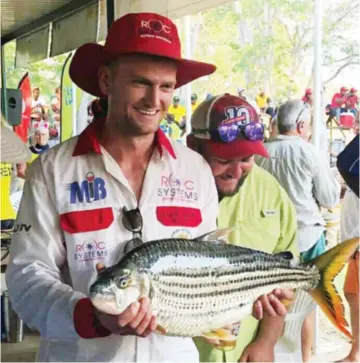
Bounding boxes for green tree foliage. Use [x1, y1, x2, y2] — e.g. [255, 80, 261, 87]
[188, 0, 359, 102]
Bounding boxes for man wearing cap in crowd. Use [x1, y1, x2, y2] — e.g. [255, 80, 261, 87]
[167, 95, 186, 126]
[191, 93, 199, 112]
[188, 94, 298, 362]
[330, 86, 349, 121]
[6, 13, 291, 363]
[256, 99, 340, 362]
[302, 88, 313, 106]
[255, 90, 268, 113]
[345, 87, 359, 116]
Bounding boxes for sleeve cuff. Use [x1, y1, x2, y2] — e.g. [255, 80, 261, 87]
[73, 298, 111, 339]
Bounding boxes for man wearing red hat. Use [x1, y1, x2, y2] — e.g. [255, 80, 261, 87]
[345, 87, 359, 116]
[6, 13, 291, 362]
[330, 86, 349, 121]
[188, 94, 298, 362]
[301, 88, 312, 106]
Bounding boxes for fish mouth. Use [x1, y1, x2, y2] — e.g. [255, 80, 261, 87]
[90, 294, 123, 315]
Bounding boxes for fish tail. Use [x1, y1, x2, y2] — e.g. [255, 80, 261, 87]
[308, 237, 359, 340]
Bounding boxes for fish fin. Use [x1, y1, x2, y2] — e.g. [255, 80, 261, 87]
[155, 324, 167, 335]
[280, 298, 294, 307]
[195, 228, 235, 243]
[274, 251, 294, 260]
[201, 328, 237, 351]
[308, 237, 359, 340]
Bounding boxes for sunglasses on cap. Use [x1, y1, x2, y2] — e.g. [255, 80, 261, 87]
[122, 207, 143, 254]
[217, 121, 265, 143]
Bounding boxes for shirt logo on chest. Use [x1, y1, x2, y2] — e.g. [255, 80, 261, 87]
[74, 239, 108, 262]
[70, 172, 107, 204]
[157, 173, 198, 203]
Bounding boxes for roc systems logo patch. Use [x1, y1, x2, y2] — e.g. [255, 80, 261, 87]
[69, 172, 107, 204]
[74, 239, 107, 262]
[139, 19, 173, 44]
[157, 173, 198, 203]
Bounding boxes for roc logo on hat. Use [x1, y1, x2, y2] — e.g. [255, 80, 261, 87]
[139, 19, 173, 44]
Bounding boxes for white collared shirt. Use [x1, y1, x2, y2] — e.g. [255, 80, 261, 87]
[6, 121, 218, 362]
[256, 135, 340, 252]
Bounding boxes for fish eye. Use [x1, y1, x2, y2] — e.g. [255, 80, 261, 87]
[115, 270, 131, 289]
[115, 276, 130, 289]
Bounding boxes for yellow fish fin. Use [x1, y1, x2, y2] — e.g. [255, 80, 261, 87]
[308, 237, 359, 340]
[201, 328, 237, 351]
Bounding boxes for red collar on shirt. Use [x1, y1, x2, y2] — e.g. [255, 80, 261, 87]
[72, 117, 176, 159]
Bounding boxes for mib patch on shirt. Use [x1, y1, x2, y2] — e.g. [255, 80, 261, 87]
[68, 172, 107, 204]
[157, 173, 198, 203]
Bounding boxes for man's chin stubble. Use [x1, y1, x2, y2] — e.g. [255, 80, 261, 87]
[217, 174, 249, 200]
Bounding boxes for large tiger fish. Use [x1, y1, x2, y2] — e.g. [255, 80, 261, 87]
[89, 229, 358, 349]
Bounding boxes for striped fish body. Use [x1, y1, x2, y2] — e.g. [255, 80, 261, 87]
[90, 238, 320, 338]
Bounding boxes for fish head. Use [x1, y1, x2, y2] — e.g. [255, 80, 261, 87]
[89, 268, 141, 315]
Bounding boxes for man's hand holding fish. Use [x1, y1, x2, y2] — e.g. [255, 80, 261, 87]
[93, 263, 158, 337]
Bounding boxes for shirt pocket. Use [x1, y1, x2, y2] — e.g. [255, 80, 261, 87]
[256, 209, 281, 242]
[60, 207, 114, 233]
[59, 207, 115, 281]
[147, 206, 202, 241]
[156, 206, 202, 227]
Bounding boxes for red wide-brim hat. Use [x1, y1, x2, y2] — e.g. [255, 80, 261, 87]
[69, 13, 216, 97]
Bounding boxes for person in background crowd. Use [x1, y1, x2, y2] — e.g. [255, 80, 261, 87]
[5, 13, 290, 363]
[29, 123, 50, 161]
[167, 95, 186, 126]
[301, 88, 313, 106]
[255, 90, 268, 113]
[336, 116, 359, 362]
[345, 87, 359, 116]
[188, 94, 297, 362]
[265, 98, 276, 119]
[237, 87, 247, 100]
[159, 118, 172, 138]
[31, 87, 48, 122]
[17, 123, 51, 179]
[330, 86, 348, 122]
[51, 86, 61, 122]
[165, 113, 182, 142]
[191, 93, 199, 112]
[1, 122, 31, 230]
[256, 99, 340, 362]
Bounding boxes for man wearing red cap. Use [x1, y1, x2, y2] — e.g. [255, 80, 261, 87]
[330, 86, 349, 121]
[188, 94, 298, 362]
[345, 87, 359, 116]
[6, 13, 291, 362]
[301, 88, 312, 106]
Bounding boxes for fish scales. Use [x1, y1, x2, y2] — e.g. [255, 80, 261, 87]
[109, 239, 319, 337]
